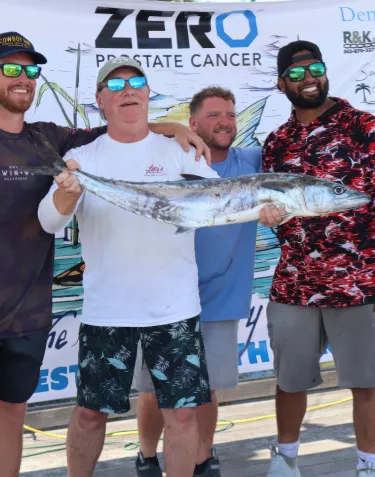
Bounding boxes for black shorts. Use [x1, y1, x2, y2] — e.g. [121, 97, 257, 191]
[77, 316, 211, 414]
[0, 329, 49, 403]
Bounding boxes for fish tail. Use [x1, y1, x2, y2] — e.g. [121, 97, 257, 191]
[16, 160, 65, 177]
[21, 128, 69, 176]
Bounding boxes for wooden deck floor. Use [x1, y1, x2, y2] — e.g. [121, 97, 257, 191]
[20, 388, 357, 477]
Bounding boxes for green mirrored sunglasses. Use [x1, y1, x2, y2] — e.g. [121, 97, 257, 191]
[0, 63, 41, 79]
[281, 62, 326, 83]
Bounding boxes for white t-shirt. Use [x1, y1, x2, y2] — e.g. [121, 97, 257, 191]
[39, 132, 218, 327]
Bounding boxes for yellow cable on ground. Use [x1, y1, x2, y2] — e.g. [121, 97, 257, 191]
[214, 396, 354, 426]
[23, 425, 67, 439]
[23, 396, 353, 439]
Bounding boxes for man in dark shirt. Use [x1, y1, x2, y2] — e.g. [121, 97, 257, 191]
[0, 31, 210, 477]
[261, 40, 375, 476]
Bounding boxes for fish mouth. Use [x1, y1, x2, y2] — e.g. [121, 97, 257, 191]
[348, 189, 371, 205]
[349, 196, 371, 208]
[304, 188, 371, 215]
[333, 194, 371, 212]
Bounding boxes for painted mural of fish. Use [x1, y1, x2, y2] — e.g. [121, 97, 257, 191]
[24, 133, 370, 235]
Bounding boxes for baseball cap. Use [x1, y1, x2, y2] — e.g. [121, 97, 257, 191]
[277, 40, 323, 77]
[97, 57, 147, 86]
[0, 31, 47, 64]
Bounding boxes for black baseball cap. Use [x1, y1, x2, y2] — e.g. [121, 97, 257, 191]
[0, 32, 47, 64]
[277, 40, 323, 77]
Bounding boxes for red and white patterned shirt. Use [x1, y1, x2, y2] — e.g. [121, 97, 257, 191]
[263, 98, 375, 308]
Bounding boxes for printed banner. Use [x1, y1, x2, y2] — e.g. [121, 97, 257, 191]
[2, 0, 367, 402]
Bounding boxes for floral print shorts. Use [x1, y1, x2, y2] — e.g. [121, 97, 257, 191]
[76, 316, 211, 414]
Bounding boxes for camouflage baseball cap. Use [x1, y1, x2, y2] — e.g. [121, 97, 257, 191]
[97, 57, 147, 86]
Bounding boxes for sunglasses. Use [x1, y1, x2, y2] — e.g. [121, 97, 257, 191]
[99, 76, 147, 92]
[0, 63, 41, 79]
[281, 62, 326, 82]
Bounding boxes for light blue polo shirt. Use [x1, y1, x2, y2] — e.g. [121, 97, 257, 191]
[195, 146, 262, 322]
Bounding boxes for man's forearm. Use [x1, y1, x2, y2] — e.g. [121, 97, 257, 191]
[38, 191, 78, 235]
[53, 189, 81, 216]
[149, 121, 184, 138]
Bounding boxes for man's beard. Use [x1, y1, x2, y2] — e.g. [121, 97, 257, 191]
[196, 125, 236, 151]
[285, 79, 329, 109]
[0, 87, 35, 113]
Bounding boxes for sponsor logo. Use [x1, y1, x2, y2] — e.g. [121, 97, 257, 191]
[95, 7, 258, 50]
[343, 31, 375, 54]
[340, 7, 375, 22]
[354, 63, 375, 106]
[145, 164, 166, 176]
[94, 8, 262, 70]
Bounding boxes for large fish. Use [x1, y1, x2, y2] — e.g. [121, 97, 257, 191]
[27, 133, 370, 235]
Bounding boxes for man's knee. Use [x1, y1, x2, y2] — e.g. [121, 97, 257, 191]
[163, 408, 197, 429]
[0, 400, 26, 424]
[73, 406, 108, 431]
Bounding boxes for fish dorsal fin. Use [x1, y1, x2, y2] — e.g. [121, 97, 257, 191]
[180, 174, 205, 181]
[261, 181, 294, 193]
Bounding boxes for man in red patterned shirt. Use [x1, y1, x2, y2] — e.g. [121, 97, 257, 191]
[261, 40, 375, 477]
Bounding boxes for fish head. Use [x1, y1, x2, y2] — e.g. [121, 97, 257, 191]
[303, 181, 371, 215]
[258, 180, 306, 214]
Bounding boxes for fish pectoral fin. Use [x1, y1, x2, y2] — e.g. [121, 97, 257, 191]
[174, 226, 195, 235]
[180, 174, 205, 181]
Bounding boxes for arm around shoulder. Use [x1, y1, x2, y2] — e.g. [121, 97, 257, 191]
[181, 149, 219, 178]
[55, 124, 107, 156]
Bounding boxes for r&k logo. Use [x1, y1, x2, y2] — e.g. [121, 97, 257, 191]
[343, 31, 375, 53]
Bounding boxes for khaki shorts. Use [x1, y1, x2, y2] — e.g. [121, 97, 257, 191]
[133, 320, 239, 393]
[267, 301, 375, 392]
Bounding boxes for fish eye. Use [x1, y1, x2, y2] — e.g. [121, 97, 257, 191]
[333, 185, 344, 195]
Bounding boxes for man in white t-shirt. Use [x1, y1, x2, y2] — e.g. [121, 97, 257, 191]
[37, 57, 218, 477]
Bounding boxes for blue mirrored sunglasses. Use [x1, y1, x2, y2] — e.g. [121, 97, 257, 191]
[99, 76, 147, 92]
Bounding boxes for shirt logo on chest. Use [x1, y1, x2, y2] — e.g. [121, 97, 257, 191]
[1, 165, 29, 181]
[144, 164, 166, 176]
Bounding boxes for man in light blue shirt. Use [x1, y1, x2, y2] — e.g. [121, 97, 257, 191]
[196, 146, 261, 325]
[133, 87, 281, 477]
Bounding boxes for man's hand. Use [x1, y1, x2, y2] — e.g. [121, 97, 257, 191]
[174, 124, 211, 165]
[53, 159, 83, 216]
[54, 159, 83, 198]
[259, 205, 287, 227]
